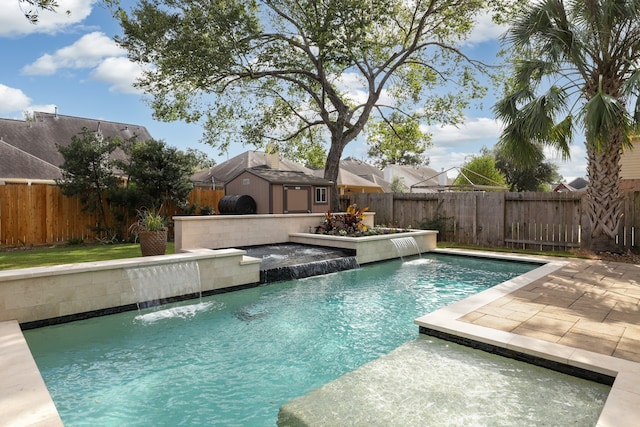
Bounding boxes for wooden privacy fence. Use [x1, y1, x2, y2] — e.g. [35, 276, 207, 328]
[343, 191, 640, 250]
[0, 183, 224, 246]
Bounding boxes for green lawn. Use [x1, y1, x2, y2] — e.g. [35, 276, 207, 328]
[0, 243, 175, 270]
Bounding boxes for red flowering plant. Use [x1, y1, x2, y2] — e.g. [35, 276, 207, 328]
[315, 204, 369, 236]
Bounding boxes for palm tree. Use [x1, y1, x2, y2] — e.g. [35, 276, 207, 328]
[494, 0, 640, 253]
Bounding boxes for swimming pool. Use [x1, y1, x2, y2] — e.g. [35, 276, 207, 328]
[24, 254, 589, 425]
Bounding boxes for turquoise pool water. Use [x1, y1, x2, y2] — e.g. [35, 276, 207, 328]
[26, 255, 538, 425]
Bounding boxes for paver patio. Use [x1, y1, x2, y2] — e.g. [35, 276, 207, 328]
[459, 257, 640, 362]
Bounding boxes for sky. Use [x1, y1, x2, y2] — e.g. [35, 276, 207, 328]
[0, 0, 588, 181]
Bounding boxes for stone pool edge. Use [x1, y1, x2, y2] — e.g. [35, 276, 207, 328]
[415, 249, 640, 427]
[0, 319, 63, 426]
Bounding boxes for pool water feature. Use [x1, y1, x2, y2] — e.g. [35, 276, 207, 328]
[127, 260, 202, 309]
[23, 255, 604, 426]
[390, 236, 421, 259]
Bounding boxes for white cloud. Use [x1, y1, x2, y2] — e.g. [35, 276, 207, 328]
[0, 84, 32, 113]
[0, 0, 95, 37]
[467, 12, 508, 44]
[546, 144, 588, 181]
[23, 31, 125, 75]
[426, 117, 502, 147]
[90, 56, 145, 94]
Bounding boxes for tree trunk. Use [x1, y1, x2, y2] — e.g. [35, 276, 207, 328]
[585, 132, 624, 253]
[325, 142, 343, 211]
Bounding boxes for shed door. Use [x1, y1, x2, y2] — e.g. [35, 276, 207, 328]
[284, 186, 311, 213]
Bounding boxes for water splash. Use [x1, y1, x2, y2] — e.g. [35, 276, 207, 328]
[134, 301, 220, 324]
[390, 237, 421, 260]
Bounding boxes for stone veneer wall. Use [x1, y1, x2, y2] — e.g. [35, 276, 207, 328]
[173, 212, 376, 251]
[0, 249, 260, 325]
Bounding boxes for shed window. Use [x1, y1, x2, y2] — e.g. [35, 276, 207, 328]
[315, 187, 327, 204]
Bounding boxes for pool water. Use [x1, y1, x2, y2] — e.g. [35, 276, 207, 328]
[26, 255, 539, 425]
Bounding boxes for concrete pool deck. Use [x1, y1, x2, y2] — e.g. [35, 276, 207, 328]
[2, 249, 640, 426]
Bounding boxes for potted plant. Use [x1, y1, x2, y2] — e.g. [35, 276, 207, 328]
[130, 208, 168, 256]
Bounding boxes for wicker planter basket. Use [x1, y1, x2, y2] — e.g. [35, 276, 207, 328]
[139, 230, 167, 256]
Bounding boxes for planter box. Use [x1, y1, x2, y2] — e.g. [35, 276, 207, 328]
[289, 230, 438, 265]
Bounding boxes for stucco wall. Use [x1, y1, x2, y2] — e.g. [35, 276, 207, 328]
[174, 212, 375, 251]
[289, 230, 438, 264]
[0, 249, 260, 325]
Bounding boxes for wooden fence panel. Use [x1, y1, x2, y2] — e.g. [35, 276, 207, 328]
[0, 184, 224, 246]
[345, 191, 640, 250]
[619, 191, 640, 247]
[503, 192, 583, 250]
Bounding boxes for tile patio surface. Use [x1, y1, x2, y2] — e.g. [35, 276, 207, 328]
[459, 255, 640, 363]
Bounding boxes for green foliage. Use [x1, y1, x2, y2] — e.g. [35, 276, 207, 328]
[129, 208, 167, 236]
[389, 176, 408, 193]
[116, 0, 510, 209]
[119, 139, 203, 210]
[316, 204, 369, 236]
[494, 0, 640, 250]
[366, 112, 432, 168]
[493, 144, 561, 192]
[56, 128, 121, 240]
[453, 153, 507, 190]
[199, 205, 214, 215]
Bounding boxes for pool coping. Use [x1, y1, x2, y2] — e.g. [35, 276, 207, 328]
[415, 249, 640, 427]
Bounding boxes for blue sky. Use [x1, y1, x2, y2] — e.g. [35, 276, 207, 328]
[0, 0, 587, 180]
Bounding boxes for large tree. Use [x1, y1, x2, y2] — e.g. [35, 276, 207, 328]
[366, 112, 431, 168]
[494, 0, 640, 252]
[116, 0, 505, 209]
[493, 144, 561, 192]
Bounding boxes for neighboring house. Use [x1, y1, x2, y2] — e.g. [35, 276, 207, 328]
[620, 140, 640, 191]
[193, 150, 384, 197]
[311, 167, 385, 195]
[0, 111, 152, 183]
[553, 177, 589, 192]
[339, 158, 390, 192]
[225, 166, 332, 214]
[383, 164, 449, 193]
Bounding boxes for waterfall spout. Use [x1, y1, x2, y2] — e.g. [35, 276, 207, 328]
[263, 256, 359, 283]
[127, 261, 202, 310]
[390, 237, 421, 260]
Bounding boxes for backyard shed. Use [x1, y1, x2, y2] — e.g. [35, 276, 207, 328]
[224, 166, 333, 214]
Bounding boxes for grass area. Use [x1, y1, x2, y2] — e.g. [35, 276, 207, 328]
[436, 242, 583, 259]
[0, 243, 175, 271]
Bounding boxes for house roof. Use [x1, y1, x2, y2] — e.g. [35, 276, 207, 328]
[383, 164, 445, 188]
[0, 139, 63, 181]
[0, 111, 153, 182]
[312, 167, 384, 192]
[553, 177, 589, 192]
[340, 158, 390, 191]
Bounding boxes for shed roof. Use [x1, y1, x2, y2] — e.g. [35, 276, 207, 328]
[198, 151, 310, 185]
[238, 166, 333, 185]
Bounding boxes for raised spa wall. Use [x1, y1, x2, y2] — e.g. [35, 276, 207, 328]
[0, 212, 437, 326]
